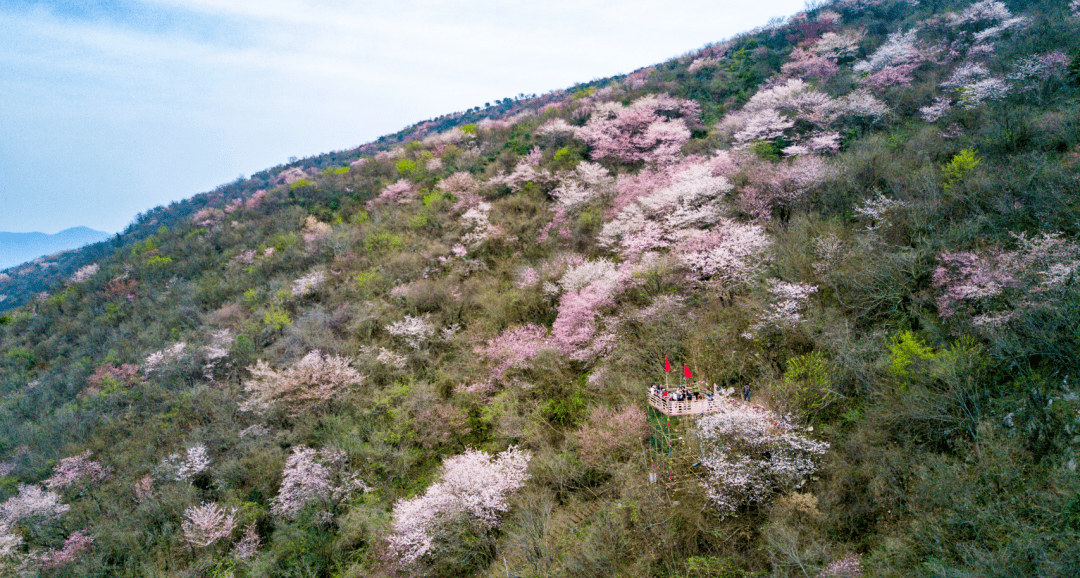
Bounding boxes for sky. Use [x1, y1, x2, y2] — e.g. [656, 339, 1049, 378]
[0, 0, 807, 234]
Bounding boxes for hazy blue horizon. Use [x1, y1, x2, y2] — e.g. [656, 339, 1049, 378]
[0, 226, 112, 269]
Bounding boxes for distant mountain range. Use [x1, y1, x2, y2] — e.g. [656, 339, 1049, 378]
[0, 226, 111, 270]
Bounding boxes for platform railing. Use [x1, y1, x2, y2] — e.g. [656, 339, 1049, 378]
[647, 389, 732, 416]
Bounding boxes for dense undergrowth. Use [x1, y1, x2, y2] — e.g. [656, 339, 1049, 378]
[2, 0, 1080, 576]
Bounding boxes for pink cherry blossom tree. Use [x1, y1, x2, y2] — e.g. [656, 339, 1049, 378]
[158, 445, 211, 483]
[821, 553, 863, 578]
[68, 263, 99, 284]
[745, 280, 819, 336]
[853, 29, 924, 91]
[32, 529, 93, 569]
[368, 179, 417, 207]
[696, 401, 829, 517]
[737, 155, 840, 221]
[232, 524, 261, 560]
[271, 446, 367, 522]
[575, 94, 699, 164]
[142, 342, 187, 375]
[781, 47, 840, 80]
[0, 484, 70, 526]
[932, 232, 1080, 328]
[43, 451, 113, 490]
[475, 324, 550, 383]
[676, 219, 774, 289]
[388, 446, 531, 567]
[385, 315, 437, 350]
[241, 351, 364, 415]
[181, 502, 236, 548]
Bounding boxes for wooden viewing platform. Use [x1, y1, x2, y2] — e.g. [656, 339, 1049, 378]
[647, 388, 735, 416]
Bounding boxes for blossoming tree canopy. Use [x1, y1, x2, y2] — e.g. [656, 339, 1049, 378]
[388, 446, 531, 567]
[575, 94, 700, 164]
[240, 350, 364, 415]
[696, 401, 829, 517]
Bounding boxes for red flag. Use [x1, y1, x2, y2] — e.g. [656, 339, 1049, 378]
[684, 364, 692, 380]
[665, 358, 671, 372]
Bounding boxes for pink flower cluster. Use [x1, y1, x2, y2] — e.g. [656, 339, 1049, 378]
[32, 529, 93, 569]
[1008, 52, 1072, 91]
[494, 147, 556, 192]
[853, 29, 926, 91]
[437, 172, 481, 209]
[950, 0, 1013, 26]
[291, 270, 326, 297]
[385, 315, 436, 350]
[388, 447, 531, 566]
[721, 79, 883, 149]
[575, 94, 699, 164]
[677, 220, 774, 287]
[548, 259, 634, 360]
[143, 342, 187, 374]
[933, 232, 1080, 326]
[233, 524, 261, 559]
[182, 502, 236, 548]
[301, 216, 332, 249]
[781, 48, 839, 80]
[696, 400, 829, 517]
[368, 179, 416, 208]
[1, 484, 70, 525]
[476, 324, 550, 383]
[244, 189, 268, 210]
[241, 351, 363, 415]
[600, 158, 734, 259]
[191, 207, 223, 227]
[920, 97, 953, 122]
[854, 192, 908, 230]
[69, 263, 99, 284]
[821, 553, 863, 578]
[737, 155, 839, 220]
[550, 162, 615, 208]
[43, 451, 113, 490]
[157, 445, 211, 483]
[271, 446, 367, 521]
[812, 31, 863, 60]
[745, 281, 818, 336]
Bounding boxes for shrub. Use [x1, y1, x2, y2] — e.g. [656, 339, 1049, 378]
[778, 351, 837, 423]
[363, 230, 404, 254]
[941, 148, 980, 189]
[887, 330, 937, 381]
[262, 307, 292, 332]
[575, 405, 648, 469]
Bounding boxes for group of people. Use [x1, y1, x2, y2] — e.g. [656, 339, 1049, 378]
[648, 383, 713, 403]
[647, 383, 753, 403]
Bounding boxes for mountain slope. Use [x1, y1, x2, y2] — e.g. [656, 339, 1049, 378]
[0, 226, 110, 269]
[1, 1, 1079, 577]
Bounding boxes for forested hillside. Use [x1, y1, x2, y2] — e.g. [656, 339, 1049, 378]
[1, 1, 1079, 576]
